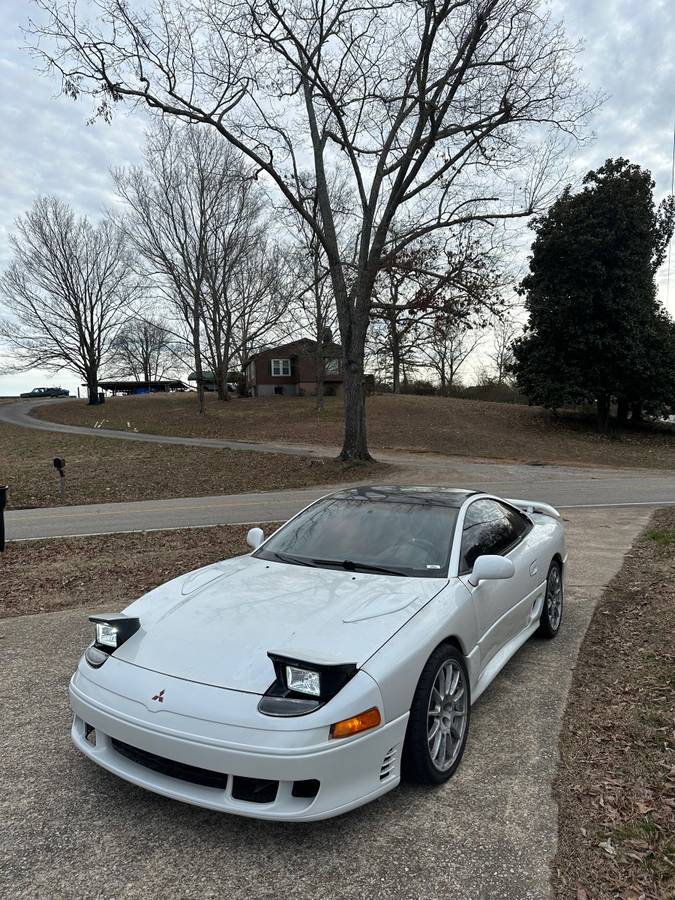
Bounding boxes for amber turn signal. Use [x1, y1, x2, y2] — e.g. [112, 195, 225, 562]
[330, 707, 381, 739]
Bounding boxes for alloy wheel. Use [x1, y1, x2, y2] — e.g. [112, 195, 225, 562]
[427, 660, 468, 772]
[546, 565, 563, 630]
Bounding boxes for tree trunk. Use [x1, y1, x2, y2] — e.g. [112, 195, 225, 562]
[630, 400, 643, 423]
[596, 392, 610, 432]
[192, 335, 205, 416]
[339, 352, 371, 461]
[391, 317, 401, 394]
[315, 346, 325, 413]
[216, 363, 230, 401]
[616, 396, 629, 426]
[86, 370, 101, 405]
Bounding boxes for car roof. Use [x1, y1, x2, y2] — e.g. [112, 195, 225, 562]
[325, 485, 479, 508]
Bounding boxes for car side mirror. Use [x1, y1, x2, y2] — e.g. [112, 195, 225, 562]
[468, 555, 515, 587]
[246, 527, 264, 550]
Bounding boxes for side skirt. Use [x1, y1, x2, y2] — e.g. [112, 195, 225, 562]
[471, 621, 539, 704]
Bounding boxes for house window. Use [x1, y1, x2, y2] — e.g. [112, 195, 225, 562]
[325, 357, 340, 375]
[271, 359, 291, 376]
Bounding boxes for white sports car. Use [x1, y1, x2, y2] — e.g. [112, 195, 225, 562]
[70, 486, 566, 821]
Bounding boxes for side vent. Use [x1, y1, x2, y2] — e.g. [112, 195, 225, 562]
[380, 746, 398, 781]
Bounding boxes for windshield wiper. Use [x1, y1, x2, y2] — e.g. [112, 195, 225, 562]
[271, 551, 317, 568]
[312, 558, 408, 577]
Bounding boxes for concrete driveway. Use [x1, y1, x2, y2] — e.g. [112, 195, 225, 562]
[0, 507, 649, 899]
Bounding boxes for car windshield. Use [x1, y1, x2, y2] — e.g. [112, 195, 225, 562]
[255, 497, 458, 577]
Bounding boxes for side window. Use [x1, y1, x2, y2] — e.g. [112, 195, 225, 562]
[503, 505, 532, 543]
[459, 500, 530, 574]
[271, 359, 291, 376]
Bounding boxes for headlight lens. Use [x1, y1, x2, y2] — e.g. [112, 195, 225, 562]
[286, 665, 321, 697]
[95, 623, 118, 649]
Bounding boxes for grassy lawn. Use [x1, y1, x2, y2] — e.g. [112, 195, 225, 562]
[0, 523, 282, 618]
[33, 393, 675, 469]
[0, 422, 374, 509]
[554, 507, 675, 899]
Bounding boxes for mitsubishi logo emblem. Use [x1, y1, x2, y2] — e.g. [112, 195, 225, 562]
[152, 689, 165, 703]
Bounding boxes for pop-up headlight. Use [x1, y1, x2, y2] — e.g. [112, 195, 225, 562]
[258, 654, 357, 717]
[85, 613, 141, 667]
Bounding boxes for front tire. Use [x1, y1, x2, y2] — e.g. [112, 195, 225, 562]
[402, 643, 470, 785]
[537, 560, 563, 638]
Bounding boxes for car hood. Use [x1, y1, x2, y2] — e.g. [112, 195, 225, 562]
[113, 555, 444, 693]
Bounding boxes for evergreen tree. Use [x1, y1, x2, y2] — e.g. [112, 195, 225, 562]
[513, 158, 674, 429]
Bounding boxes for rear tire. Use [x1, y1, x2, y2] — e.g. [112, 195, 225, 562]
[402, 643, 470, 785]
[537, 560, 563, 638]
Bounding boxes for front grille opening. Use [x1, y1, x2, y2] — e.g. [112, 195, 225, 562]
[111, 738, 229, 790]
[84, 723, 96, 746]
[231, 775, 279, 804]
[291, 779, 320, 799]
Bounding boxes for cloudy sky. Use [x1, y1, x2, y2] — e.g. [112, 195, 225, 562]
[1, 0, 674, 395]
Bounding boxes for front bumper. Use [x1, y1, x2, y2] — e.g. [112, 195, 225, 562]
[69, 661, 407, 821]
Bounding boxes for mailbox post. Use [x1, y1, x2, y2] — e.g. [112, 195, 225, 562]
[0, 485, 7, 553]
[53, 457, 66, 502]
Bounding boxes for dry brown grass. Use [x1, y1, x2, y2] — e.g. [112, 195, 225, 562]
[553, 508, 675, 900]
[0, 523, 282, 618]
[34, 393, 675, 469]
[0, 422, 375, 510]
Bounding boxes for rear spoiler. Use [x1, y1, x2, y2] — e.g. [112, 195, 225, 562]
[505, 498, 561, 520]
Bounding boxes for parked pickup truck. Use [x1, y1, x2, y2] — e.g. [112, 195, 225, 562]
[20, 387, 70, 398]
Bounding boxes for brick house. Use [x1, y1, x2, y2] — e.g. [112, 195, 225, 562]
[245, 338, 343, 397]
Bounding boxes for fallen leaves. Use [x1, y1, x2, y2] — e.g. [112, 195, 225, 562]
[552, 508, 675, 899]
[0, 523, 283, 618]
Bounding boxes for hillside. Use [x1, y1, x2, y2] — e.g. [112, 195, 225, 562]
[32, 393, 675, 469]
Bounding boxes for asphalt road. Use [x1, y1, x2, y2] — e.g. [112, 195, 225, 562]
[0, 507, 649, 899]
[6, 462, 675, 540]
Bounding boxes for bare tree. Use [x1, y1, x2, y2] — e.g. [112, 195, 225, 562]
[372, 231, 502, 391]
[422, 317, 484, 392]
[285, 185, 340, 411]
[0, 196, 138, 403]
[30, 0, 597, 457]
[486, 314, 521, 385]
[199, 150, 281, 400]
[371, 263, 426, 394]
[116, 121, 284, 408]
[115, 122, 242, 412]
[229, 237, 289, 381]
[109, 316, 178, 381]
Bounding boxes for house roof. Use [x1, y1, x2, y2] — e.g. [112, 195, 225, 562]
[249, 338, 342, 360]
